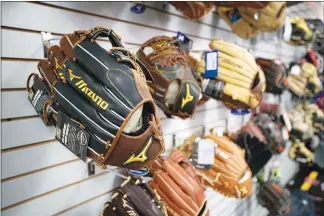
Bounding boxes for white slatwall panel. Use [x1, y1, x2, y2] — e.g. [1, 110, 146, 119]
[1, 2, 303, 215]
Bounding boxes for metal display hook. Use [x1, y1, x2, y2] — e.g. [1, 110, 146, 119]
[86, 159, 127, 179]
[41, 32, 62, 58]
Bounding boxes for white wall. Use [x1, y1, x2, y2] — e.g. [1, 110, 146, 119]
[1, 2, 305, 215]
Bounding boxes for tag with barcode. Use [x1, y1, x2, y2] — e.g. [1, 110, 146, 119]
[204, 50, 218, 78]
[176, 31, 193, 52]
[198, 139, 215, 165]
[282, 112, 292, 132]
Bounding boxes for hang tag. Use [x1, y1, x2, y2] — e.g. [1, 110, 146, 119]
[55, 112, 90, 162]
[204, 50, 218, 78]
[290, 65, 301, 75]
[282, 127, 289, 141]
[231, 109, 250, 115]
[127, 166, 149, 176]
[176, 31, 193, 52]
[190, 138, 214, 169]
[282, 112, 292, 132]
[131, 4, 146, 14]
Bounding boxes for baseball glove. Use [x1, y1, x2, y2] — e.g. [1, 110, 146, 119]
[257, 181, 292, 215]
[288, 108, 313, 141]
[216, 7, 259, 39]
[287, 62, 322, 98]
[170, 2, 214, 20]
[195, 39, 266, 109]
[178, 134, 253, 198]
[26, 27, 165, 169]
[149, 150, 209, 216]
[234, 132, 272, 176]
[254, 113, 286, 153]
[238, 2, 286, 32]
[256, 58, 288, 94]
[136, 36, 201, 119]
[100, 176, 167, 216]
[289, 141, 315, 166]
[215, 2, 269, 9]
[284, 17, 314, 46]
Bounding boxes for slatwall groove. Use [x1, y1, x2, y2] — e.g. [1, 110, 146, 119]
[1, 139, 56, 153]
[1, 170, 111, 211]
[52, 190, 113, 216]
[1, 159, 79, 182]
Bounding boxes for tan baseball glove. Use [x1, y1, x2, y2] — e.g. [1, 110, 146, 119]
[216, 7, 259, 39]
[288, 62, 322, 98]
[239, 2, 286, 32]
[195, 39, 266, 109]
[178, 134, 253, 198]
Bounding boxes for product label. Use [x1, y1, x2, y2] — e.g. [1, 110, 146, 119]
[56, 112, 89, 162]
[190, 138, 214, 169]
[231, 109, 250, 115]
[127, 166, 150, 176]
[204, 50, 218, 78]
[176, 31, 193, 52]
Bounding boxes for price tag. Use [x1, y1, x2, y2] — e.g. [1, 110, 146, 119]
[231, 109, 250, 115]
[127, 167, 149, 176]
[282, 127, 289, 141]
[198, 139, 215, 165]
[190, 138, 214, 169]
[204, 50, 218, 78]
[131, 4, 146, 14]
[55, 112, 90, 162]
[291, 64, 301, 75]
[282, 112, 292, 132]
[176, 31, 193, 52]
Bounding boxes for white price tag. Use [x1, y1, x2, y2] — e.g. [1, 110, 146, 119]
[291, 65, 301, 75]
[282, 127, 289, 141]
[198, 139, 215, 165]
[206, 51, 218, 71]
[282, 112, 292, 132]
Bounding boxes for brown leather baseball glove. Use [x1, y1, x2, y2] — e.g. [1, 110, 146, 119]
[178, 134, 253, 198]
[149, 150, 209, 216]
[100, 176, 167, 216]
[170, 2, 214, 20]
[137, 36, 201, 119]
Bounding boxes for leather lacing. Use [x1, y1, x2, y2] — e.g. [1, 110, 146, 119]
[147, 39, 187, 68]
[149, 115, 163, 142]
[108, 47, 146, 79]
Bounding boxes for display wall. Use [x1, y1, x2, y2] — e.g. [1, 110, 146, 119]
[1, 2, 320, 216]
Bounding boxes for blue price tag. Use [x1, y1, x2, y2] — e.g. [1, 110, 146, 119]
[177, 31, 186, 43]
[131, 4, 146, 14]
[127, 166, 149, 176]
[204, 50, 218, 78]
[231, 109, 250, 115]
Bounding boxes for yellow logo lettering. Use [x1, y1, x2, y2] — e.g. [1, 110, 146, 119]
[69, 69, 109, 110]
[123, 137, 152, 165]
[181, 83, 194, 108]
[68, 69, 81, 81]
[54, 57, 62, 70]
[122, 198, 133, 210]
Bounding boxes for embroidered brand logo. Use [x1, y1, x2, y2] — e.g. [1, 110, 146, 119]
[123, 137, 152, 165]
[181, 83, 194, 108]
[54, 57, 63, 70]
[152, 41, 167, 50]
[69, 69, 109, 110]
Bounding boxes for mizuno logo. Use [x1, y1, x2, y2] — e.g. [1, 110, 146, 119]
[181, 83, 194, 108]
[68, 69, 109, 110]
[68, 69, 81, 81]
[123, 137, 152, 165]
[54, 57, 63, 70]
[153, 41, 167, 50]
